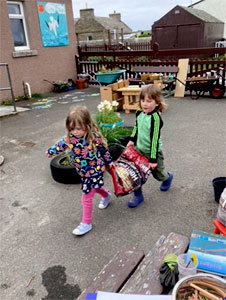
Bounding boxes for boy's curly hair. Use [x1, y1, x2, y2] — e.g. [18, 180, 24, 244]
[139, 84, 167, 112]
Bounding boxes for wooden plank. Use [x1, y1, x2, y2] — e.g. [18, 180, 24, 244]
[77, 246, 144, 300]
[120, 232, 189, 295]
[100, 87, 112, 102]
[174, 58, 189, 98]
[112, 82, 119, 91]
[117, 79, 124, 88]
[117, 86, 141, 92]
[132, 66, 178, 73]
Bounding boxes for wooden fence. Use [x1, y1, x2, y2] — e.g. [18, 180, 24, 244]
[76, 45, 226, 81]
[80, 41, 152, 52]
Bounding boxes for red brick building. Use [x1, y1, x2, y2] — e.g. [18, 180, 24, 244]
[0, 0, 77, 101]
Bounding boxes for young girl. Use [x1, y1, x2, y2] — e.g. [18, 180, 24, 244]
[46, 106, 113, 235]
[127, 84, 173, 208]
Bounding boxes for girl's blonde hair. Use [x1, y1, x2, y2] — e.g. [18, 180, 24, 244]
[66, 105, 107, 148]
[139, 84, 167, 112]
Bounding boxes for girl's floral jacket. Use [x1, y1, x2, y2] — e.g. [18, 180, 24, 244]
[47, 133, 112, 194]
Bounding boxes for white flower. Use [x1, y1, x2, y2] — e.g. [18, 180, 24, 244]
[102, 100, 112, 112]
[97, 103, 104, 112]
[112, 101, 119, 107]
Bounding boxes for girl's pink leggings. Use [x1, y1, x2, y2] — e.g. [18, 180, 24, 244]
[81, 187, 108, 224]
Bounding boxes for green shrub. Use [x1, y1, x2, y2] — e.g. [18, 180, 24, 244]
[1, 99, 13, 106]
[1, 94, 29, 105]
[97, 66, 120, 74]
[15, 95, 29, 101]
[32, 93, 42, 98]
[87, 56, 102, 62]
[137, 56, 149, 62]
[100, 126, 132, 146]
[138, 32, 151, 38]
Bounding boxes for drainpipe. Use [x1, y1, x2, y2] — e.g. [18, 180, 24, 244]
[24, 82, 32, 98]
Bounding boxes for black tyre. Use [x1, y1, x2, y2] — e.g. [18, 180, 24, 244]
[210, 86, 225, 99]
[50, 153, 81, 184]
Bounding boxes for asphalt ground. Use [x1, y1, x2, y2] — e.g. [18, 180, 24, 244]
[0, 87, 226, 299]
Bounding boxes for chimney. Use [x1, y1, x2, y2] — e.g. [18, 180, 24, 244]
[80, 8, 94, 19]
[109, 11, 121, 21]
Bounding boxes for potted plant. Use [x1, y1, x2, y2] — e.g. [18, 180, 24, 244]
[96, 67, 126, 84]
[50, 149, 81, 184]
[94, 100, 124, 128]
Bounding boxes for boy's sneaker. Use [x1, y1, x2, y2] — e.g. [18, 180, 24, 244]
[98, 192, 111, 209]
[160, 172, 174, 191]
[128, 190, 144, 208]
[72, 223, 92, 236]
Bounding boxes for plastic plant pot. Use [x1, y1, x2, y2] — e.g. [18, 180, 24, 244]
[212, 177, 226, 203]
[99, 120, 124, 128]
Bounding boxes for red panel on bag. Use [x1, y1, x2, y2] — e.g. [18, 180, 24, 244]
[110, 146, 151, 197]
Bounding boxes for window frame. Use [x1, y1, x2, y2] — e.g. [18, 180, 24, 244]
[7, 1, 30, 51]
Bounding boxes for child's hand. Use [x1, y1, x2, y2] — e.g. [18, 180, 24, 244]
[126, 141, 134, 147]
[108, 162, 114, 168]
[106, 162, 114, 173]
[45, 152, 52, 158]
[148, 163, 157, 170]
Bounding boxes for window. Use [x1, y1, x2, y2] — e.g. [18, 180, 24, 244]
[88, 35, 92, 41]
[7, 1, 29, 50]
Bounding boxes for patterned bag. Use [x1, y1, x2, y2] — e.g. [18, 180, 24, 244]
[110, 146, 151, 196]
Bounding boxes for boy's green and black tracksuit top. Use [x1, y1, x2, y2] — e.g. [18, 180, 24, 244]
[130, 109, 163, 163]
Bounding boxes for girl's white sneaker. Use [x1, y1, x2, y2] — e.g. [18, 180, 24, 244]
[98, 192, 111, 209]
[72, 223, 92, 235]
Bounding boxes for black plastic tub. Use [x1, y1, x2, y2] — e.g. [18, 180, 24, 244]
[212, 177, 226, 203]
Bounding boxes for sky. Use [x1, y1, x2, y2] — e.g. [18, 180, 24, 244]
[72, 0, 197, 31]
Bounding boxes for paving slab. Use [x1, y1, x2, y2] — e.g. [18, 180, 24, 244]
[0, 106, 30, 117]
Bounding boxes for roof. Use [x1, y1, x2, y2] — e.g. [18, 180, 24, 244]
[188, 0, 205, 7]
[74, 15, 132, 34]
[180, 6, 223, 23]
[95, 17, 132, 33]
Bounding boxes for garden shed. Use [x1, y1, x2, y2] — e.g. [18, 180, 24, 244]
[151, 5, 224, 49]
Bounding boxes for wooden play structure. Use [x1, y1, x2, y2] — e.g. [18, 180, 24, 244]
[100, 79, 128, 109]
[99, 58, 223, 113]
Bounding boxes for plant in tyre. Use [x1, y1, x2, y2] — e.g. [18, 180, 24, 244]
[60, 149, 73, 166]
